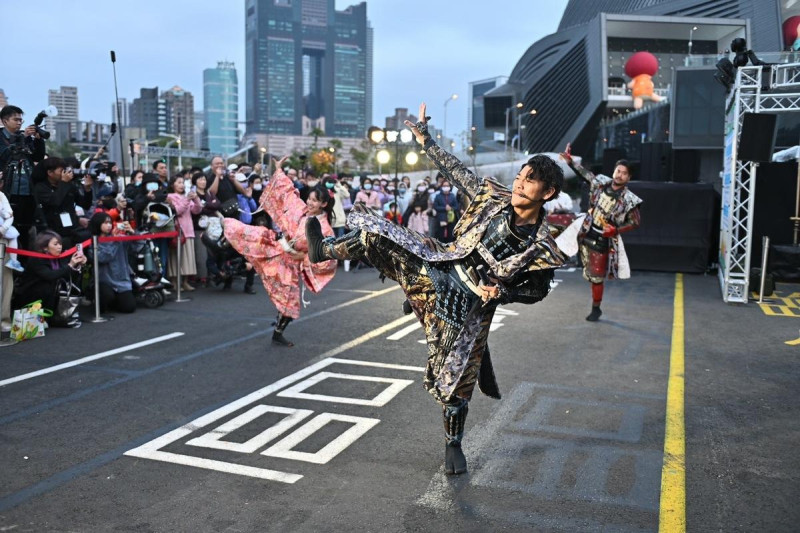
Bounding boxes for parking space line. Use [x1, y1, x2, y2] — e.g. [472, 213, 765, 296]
[0, 333, 185, 388]
[659, 273, 686, 532]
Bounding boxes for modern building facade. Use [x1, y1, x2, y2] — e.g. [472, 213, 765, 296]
[162, 86, 195, 149]
[130, 88, 169, 141]
[0, 88, 7, 110]
[483, 0, 785, 165]
[203, 61, 239, 154]
[48, 86, 79, 122]
[245, 0, 371, 138]
[468, 76, 507, 150]
[384, 108, 417, 131]
[110, 98, 130, 128]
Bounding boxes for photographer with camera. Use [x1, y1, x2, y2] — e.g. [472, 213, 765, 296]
[207, 156, 246, 203]
[32, 157, 91, 249]
[0, 105, 47, 250]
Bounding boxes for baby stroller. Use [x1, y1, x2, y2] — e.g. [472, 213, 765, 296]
[128, 202, 176, 307]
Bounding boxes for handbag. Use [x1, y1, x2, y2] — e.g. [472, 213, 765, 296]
[53, 279, 81, 325]
[11, 300, 51, 341]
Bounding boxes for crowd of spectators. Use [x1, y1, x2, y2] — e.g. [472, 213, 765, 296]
[0, 103, 468, 333]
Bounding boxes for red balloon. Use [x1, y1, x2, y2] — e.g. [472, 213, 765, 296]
[625, 51, 659, 78]
[783, 16, 800, 47]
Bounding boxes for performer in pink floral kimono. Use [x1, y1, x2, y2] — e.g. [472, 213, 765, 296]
[224, 156, 337, 347]
[306, 103, 566, 475]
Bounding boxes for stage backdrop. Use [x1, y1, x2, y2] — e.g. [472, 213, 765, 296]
[624, 182, 718, 273]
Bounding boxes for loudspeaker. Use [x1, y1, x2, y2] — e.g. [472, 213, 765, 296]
[640, 142, 672, 182]
[739, 112, 777, 162]
[602, 148, 626, 176]
[672, 150, 700, 183]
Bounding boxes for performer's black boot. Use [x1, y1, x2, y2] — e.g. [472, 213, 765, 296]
[402, 299, 413, 315]
[272, 315, 294, 347]
[586, 305, 602, 322]
[443, 400, 469, 475]
[306, 217, 331, 263]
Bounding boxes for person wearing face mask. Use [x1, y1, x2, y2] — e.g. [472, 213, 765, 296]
[224, 156, 337, 347]
[249, 174, 264, 204]
[396, 177, 411, 215]
[433, 179, 460, 243]
[306, 102, 566, 476]
[354, 177, 382, 210]
[324, 175, 348, 238]
[125, 170, 145, 200]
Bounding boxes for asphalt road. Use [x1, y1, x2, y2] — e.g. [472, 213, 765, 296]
[0, 266, 797, 532]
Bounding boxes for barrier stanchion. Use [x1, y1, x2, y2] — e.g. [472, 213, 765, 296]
[0, 241, 19, 346]
[173, 225, 190, 303]
[88, 236, 111, 323]
[758, 236, 770, 304]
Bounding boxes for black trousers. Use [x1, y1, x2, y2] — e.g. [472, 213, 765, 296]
[98, 283, 137, 313]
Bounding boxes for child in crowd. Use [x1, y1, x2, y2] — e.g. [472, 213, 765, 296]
[406, 203, 429, 236]
[385, 201, 402, 225]
[0, 189, 24, 272]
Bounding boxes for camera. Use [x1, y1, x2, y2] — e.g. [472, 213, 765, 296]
[32, 111, 51, 140]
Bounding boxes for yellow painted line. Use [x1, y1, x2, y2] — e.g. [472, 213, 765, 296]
[659, 273, 686, 532]
[785, 337, 800, 346]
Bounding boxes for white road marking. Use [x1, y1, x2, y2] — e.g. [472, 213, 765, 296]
[186, 406, 313, 454]
[386, 322, 422, 340]
[278, 372, 414, 406]
[0, 332, 185, 388]
[261, 413, 380, 464]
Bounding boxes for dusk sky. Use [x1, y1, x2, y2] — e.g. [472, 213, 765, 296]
[3, 0, 568, 142]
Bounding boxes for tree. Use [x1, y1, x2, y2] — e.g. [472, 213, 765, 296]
[309, 127, 325, 149]
[47, 138, 81, 159]
[349, 139, 372, 172]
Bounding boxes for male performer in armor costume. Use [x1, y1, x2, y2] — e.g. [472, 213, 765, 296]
[559, 144, 642, 321]
[306, 103, 567, 475]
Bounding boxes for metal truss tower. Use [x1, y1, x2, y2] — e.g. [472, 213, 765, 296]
[719, 61, 800, 303]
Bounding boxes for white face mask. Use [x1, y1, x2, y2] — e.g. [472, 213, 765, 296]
[307, 180, 319, 187]
[253, 184, 263, 191]
[441, 187, 451, 193]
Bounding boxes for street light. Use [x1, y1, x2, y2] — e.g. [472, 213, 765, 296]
[162, 133, 182, 171]
[259, 146, 267, 167]
[443, 93, 458, 147]
[328, 146, 336, 174]
[376, 148, 390, 174]
[516, 109, 537, 153]
[688, 25, 698, 56]
[505, 102, 523, 152]
[405, 151, 419, 166]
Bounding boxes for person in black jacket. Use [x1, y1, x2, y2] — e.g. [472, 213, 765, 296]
[32, 157, 91, 249]
[13, 230, 86, 328]
[134, 172, 170, 277]
[0, 105, 46, 251]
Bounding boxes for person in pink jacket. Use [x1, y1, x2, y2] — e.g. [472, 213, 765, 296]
[354, 177, 382, 210]
[224, 156, 337, 347]
[166, 176, 204, 292]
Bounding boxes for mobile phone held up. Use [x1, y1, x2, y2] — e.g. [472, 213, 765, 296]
[75, 243, 83, 254]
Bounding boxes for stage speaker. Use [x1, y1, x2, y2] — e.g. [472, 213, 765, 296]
[602, 148, 626, 176]
[640, 142, 672, 182]
[672, 149, 700, 183]
[739, 112, 777, 162]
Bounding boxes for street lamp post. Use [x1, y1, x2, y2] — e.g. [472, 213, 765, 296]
[443, 93, 458, 148]
[688, 25, 698, 56]
[516, 109, 537, 153]
[259, 146, 267, 167]
[505, 102, 523, 153]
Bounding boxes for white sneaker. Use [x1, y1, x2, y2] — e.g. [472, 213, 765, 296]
[344, 260, 350, 272]
[5, 259, 24, 272]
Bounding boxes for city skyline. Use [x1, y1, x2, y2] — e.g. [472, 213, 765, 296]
[2, 0, 567, 144]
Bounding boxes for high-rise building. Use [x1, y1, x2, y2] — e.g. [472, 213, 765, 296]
[384, 108, 417, 131]
[130, 87, 169, 140]
[0, 89, 8, 111]
[162, 86, 195, 149]
[48, 86, 79, 121]
[245, 0, 372, 138]
[110, 98, 130, 128]
[203, 61, 238, 154]
[468, 76, 507, 150]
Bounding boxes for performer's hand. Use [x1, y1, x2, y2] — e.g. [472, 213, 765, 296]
[559, 142, 573, 165]
[289, 250, 305, 261]
[272, 155, 289, 172]
[404, 102, 429, 145]
[478, 281, 500, 302]
[602, 224, 617, 237]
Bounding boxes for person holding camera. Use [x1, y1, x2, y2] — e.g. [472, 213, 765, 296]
[207, 156, 246, 203]
[32, 157, 90, 249]
[0, 105, 46, 251]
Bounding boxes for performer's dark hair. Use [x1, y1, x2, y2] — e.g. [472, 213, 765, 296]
[522, 154, 564, 199]
[308, 183, 335, 225]
[615, 159, 633, 176]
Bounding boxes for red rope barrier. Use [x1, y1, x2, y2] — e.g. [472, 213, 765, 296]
[6, 231, 179, 259]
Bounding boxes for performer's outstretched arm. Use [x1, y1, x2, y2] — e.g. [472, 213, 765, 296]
[405, 102, 480, 201]
[560, 143, 595, 186]
[497, 269, 554, 305]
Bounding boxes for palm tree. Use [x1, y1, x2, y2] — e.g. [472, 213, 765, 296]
[309, 127, 325, 149]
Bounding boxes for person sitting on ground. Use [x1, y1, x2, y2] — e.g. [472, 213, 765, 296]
[88, 212, 136, 314]
[12, 230, 86, 328]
